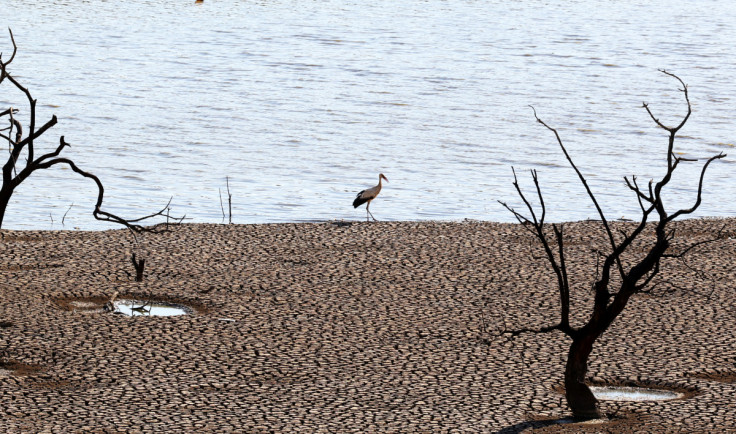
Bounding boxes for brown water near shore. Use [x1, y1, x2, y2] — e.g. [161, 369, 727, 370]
[0, 219, 735, 432]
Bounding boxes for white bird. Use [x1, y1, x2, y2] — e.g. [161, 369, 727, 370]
[353, 173, 388, 221]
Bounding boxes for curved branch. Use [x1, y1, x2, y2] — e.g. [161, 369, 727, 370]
[0, 29, 17, 87]
[2, 28, 17, 67]
[30, 156, 177, 232]
[666, 152, 726, 222]
[30, 134, 69, 167]
[662, 69, 691, 132]
[642, 70, 691, 134]
[3, 72, 37, 165]
[645, 71, 693, 195]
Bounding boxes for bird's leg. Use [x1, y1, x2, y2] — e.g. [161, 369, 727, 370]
[367, 201, 377, 222]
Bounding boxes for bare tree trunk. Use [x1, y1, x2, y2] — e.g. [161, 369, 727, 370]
[0, 188, 11, 227]
[565, 335, 600, 419]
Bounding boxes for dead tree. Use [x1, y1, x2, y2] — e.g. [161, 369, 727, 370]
[131, 253, 146, 282]
[0, 30, 175, 231]
[499, 71, 725, 419]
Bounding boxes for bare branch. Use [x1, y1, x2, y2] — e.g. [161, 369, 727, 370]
[31, 156, 176, 232]
[663, 224, 727, 259]
[0, 107, 18, 118]
[635, 256, 661, 292]
[226, 176, 233, 224]
[530, 106, 625, 279]
[124, 197, 181, 224]
[219, 188, 226, 223]
[625, 175, 652, 211]
[498, 200, 533, 227]
[553, 224, 571, 330]
[645, 71, 694, 195]
[511, 166, 540, 226]
[532, 169, 546, 225]
[3, 115, 57, 186]
[502, 164, 577, 337]
[3, 72, 37, 166]
[8, 108, 21, 144]
[642, 102, 667, 131]
[2, 28, 17, 67]
[61, 203, 73, 226]
[660, 69, 692, 132]
[642, 70, 691, 134]
[666, 153, 727, 222]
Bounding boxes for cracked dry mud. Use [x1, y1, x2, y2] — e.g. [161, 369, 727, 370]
[0, 218, 734, 432]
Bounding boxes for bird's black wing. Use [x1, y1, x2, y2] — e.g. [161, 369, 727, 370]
[353, 190, 369, 208]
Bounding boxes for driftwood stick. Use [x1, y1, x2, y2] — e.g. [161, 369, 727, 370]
[226, 176, 232, 224]
[219, 188, 226, 223]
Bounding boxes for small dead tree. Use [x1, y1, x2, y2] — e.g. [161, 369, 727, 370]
[0, 30, 174, 231]
[131, 253, 146, 282]
[499, 70, 725, 419]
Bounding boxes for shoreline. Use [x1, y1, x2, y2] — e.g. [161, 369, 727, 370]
[2, 213, 735, 233]
[0, 218, 734, 431]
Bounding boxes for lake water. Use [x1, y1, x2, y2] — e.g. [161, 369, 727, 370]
[2, 1, 734, 230]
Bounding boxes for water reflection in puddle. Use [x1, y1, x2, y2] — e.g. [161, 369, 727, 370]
[114, 299, 190, 317]
[590, 386, 682, 401]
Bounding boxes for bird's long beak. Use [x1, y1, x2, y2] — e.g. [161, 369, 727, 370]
[381, 174, 388, 182]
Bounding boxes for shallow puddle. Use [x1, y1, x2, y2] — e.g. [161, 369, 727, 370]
[590, 386, 682, 401]
[113, 299, 190, 317]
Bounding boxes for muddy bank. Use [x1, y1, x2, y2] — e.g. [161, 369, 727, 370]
[0, 219, 734, 432]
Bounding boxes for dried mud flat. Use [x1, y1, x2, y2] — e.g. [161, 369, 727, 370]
[0, 218, 735, 433]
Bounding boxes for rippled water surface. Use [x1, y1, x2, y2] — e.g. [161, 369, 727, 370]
[2, 1, 734, 230]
